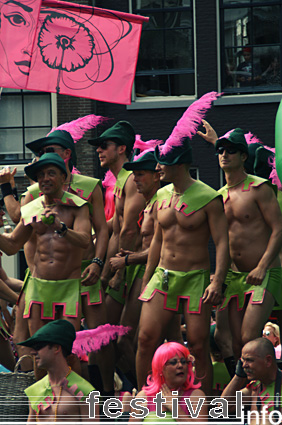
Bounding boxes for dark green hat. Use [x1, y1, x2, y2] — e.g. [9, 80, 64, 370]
[154, 137, 193, 165]
[245, 144, 273, 179]
[123, 151, 157, 171]
[88, 121, 135, 154]
[26, 130, 77, 168]
[17, 319, 76, 355]
[215, 128, 248, 155]
[24, 152, 67, 182]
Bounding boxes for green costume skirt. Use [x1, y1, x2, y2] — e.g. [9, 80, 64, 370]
[80, 260, 102, 305]
[220, 268, 282, 311]
[139, 268, 210, 314]
[106, 264, 145, 305]
[16, 267, 31, 306]
[23, 276, 81, 319]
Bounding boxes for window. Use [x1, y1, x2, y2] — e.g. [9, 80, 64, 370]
[0, 89, 52, 164]
[132, 0, 195, 99]
[219, 0, 282, 94]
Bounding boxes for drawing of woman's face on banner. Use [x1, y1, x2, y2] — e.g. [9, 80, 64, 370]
[0, 0, 39, 87]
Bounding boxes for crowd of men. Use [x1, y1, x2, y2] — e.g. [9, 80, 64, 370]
[0, 110, 281, 423]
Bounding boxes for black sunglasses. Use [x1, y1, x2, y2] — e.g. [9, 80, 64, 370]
[98, 141, 117, 150]
[216, 146, 239, 155]
[31, 342, 48, 351]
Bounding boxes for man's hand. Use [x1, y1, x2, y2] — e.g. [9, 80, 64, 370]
[109, 249, 134, 271]
[81, 263, 101, 286]
[246, 266, 266, 286]
[108, 270, 124, 291]
[0, 167, 17, 187]
[197, 119, 218, 145]
[202, 280, 222, 305]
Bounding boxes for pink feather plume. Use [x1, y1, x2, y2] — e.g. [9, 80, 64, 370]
[102, 170, 116, 189]
[134, 135, 163, 151]
[160, 91, 221, 156]
[72, 324, 130, 357]
[244, 131, 263, 145]
[47, 114, 109, 143]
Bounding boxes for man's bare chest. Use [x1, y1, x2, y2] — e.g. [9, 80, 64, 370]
[158, 204, 206, 230]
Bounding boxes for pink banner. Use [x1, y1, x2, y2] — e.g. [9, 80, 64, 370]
[0, 0, 148, 104]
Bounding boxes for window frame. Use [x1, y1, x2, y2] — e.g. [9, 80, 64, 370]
[217, 0, 282, 97]
[128, 0, 197, 110]
[0, 91, 56, 171]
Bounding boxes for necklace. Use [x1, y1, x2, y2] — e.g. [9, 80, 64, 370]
[226, 177, 246, 189]
[45, 203, 57, 208]
[36, 366, 71, 422]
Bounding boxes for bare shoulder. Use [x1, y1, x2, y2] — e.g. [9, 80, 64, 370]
[252, 181, 277, 200]
[189, 388, 206, 398]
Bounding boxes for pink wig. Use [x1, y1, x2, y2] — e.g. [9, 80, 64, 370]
[144, 342, 200, 397]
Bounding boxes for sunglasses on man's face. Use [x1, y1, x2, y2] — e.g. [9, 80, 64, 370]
[216, 146, 239, 155]
[31, 342, 48, 351]
[38, 146, 63, 157]
[263, 330, 271, 336]
[98, 141, 117, 150]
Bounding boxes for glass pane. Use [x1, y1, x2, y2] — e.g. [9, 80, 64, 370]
[0, 129, 23, 161]
[24, 95, 51, 126]
[253, 6, 279, 45]
[260, 47, 281, 88]
[165, 28, 192, 68]
[0, 96, 22, 127]
[135, 72, 194, 96]
[136, 0, 190, 9]
[224, 8, 250, 49]
[223, 0, 250, 4]
[25, 127, 51, 147]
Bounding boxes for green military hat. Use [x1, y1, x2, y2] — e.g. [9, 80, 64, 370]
[215, 128, 248, 155]
[123, 151, 157, 171]
[88, 121, 135, 154]
[154, 137, 193, 166]
[17, 319, 76, 355]
[24, 152, 67, 182]
[245, 143, 273, 179]
[26, 130, 77, 169]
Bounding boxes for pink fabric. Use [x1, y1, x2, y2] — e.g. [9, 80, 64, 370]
[275, 345, 281, 359]
[0, 0, 148, 105]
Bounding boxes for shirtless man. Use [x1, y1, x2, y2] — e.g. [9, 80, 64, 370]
[89, 121, 145, 322]
[109, 151, 161, 385]
[0, 153, 91, 334]
[2, 130, 113, 392]
[199, 124, 282, 360]
[136, 137, 229, 394]
[19, 319, 98, 422]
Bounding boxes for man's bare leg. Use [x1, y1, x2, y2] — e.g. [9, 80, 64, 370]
[166, 314, 183, 344]
[241, 291, 275, 347]
[105, 293, 124, 325]
[0, 334, 15, 371]
[184, 301, 212, 396]
[116, 276, 142, 386]
[228, 299, 245, 360]
[12, 294, 33, 371]
[83, 291, 115, 393]
[136, 292, 175, 390]
[214, 307, 235, 376]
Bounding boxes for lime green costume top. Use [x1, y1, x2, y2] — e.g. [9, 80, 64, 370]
[157, 180, 221, 216]
[113, 168, 132, 199]
[25, 370, 95, 415]
[247, 378, 282, 414]
[218, 174, 277, 203]
[21, 191, 88, 226]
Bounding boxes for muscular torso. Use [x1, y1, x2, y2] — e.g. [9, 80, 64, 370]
[141, 203, 157, 251]
[158, 194, 211, 272]
[224, 186, 280, 271]
[31, 205, 84, 280]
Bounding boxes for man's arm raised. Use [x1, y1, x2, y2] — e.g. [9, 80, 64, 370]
[203, 197, 230, 305]
[197, 119, 218, 146]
